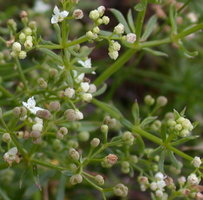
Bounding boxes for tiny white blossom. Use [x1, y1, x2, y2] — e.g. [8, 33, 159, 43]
[192, 156, 202, 168]
[187, 12, 198, 23]
[78, 58, 96, 74]
[73, 70, 85, 83]
[22, 96, 44, 114]
[126, 33, 137, 43]
[155, 172, 164, 181]
[3, 147, 19, 165]
[80, 82, 90, 93]
[34, 0, 50, 13]
[187, 173, 200, 185]
[51, 6, 69, 24]
[58, 65, 65, 70]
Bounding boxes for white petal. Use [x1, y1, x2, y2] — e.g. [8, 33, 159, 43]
[9, 147, 18, 155]
[53, 6, 60, 15]
[85, 58, 91, 68]
[27, 96, 36, 107]
[60, 11, 69, 18]
[78, 60, 85, 67]
[31, 106, 44, 115]
[51, 15, 58, 24]
[76, 73, 85, 83]
[58, 65, 64, 70]
[22, 101, 28, 108]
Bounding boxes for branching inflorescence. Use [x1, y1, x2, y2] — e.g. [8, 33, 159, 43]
[0, 0, 203, 199]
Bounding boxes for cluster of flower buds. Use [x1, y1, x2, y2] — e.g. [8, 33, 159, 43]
[30, 117, 44, 144]
[101, 154, 118, 168]
[122, 131, 135, 145]
[108, 40, 121, 60]
[103, 115, 118, 129]
[3, 147, 20, 166]
[64, 109, 83, 121]
[167, 114, 194, 137]
[87, 6, 110, 40]
[57, 127, 68, 139]
[70, 174, 83, 185]
[177, 173, 201, 199]
[10, 12, 37, 60]
[191, 156, 202, 168]
[113, 183, 128, 197]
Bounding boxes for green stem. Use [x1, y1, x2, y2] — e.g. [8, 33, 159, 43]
[31, 159, 67, 171]
[15, 58, 28, 91]
[65, 36, 88, 48]
[0, 85, 13, 98]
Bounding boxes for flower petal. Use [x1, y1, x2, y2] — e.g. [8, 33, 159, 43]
[51, 15, 58, 24]
[60, 11, 69, 18]
[85, 58, 91, 68]
[27, 96, 36, 107]
[53, 6, 60, 15]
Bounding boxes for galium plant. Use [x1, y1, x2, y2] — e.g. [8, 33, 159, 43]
[0, 0, 203, 199]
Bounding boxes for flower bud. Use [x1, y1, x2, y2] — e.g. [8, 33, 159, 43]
[65, 109, 77, 121]
[88, 84, 97, 93]
[113, 184, 128, 197]
[122, 131, 134, 145]
[7, 19, 17, 32]
[93, 26, 100, 34]
[97, 6, 105, 16]
[156, 96, 168, 107]
[24, 27, 32, 36]
[106, 154, 118, 165]
[144, 95, 155, 106]
[36, 110, 51, 120]
[57, 127, 68, 139]
[32, 123, 43, 132]
[90, 138, 100, 147]
[86, 31, 98, 40]
[102, 16, 110, 25]
[13, 106, 27, 118]
[2, 133, 11, 143]
[108, 51, 119, 60]
[78, 131, 90, 142]
[19, 51, 27, 59]
[73, 9, 84, 19]
[19, 32, 26, 43]
[49, 101, 61, 111]
[30, 130, 41, 138]
[95, 175, 104, 185]
[69, 148, 80, 161]
[81, 93, 92, 102]
[114, 23, 125, 34]
[12, 42, 21, 52]
[70, 174, 83, 185]
[89, 10, 100, 20]
[192, 156, 202, 168]
[29, 21, 37, 30]
[126, 33, 136, 43]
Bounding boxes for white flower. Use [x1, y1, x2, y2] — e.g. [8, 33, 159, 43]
[156, 180, 166, 190]
[58, 65, 65, 70]
[187, 173, 200, 185]
[80, 82, 90, 92]
[187, 12, 198, 23]
[32, 123, 43, 132]
[126, 33, 136, 43]
[3, 147, 18, 165]
[34, 0, 50, 13]
[114, 23, 125, 34]
[78, 58, 96, 74]
[155, 172, 164, 181]
[51, 6, 69, 24]
[155, 190, 163, 198]
[75, 110, 84, 120]
[192, 156, 202, 168]
[81, 93, 92, 102]
[22, 96, 44, 114]
[73, 70, 85, 83]
[150, 182, 157, 191]
[64, 88, 75, 98]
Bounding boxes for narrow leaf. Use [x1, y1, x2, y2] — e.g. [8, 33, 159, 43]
[110, 8, 131, 34]
[132, 100, 140, 125]
[141, 15, 157, 41]
[168, 151, 181, 169]
[136, 135, 145, 156]
[140, 116, 157, 128]
[143, 48, 168, 57]
[127, 9, 135, 33]
[93, 83, 107, 97]
[158, 150, 165, 172]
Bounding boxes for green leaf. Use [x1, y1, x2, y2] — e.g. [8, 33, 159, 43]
[56, 175, 67, 200]
[171, 136, 199, 146]
[169, 5, 177, 34]
[141, 15, 157, 41]
[134, 1, 146, 12]
[110, 8, 131, 34]
[132, 100, 140, 125]
[178, 41, 198, 58]
[143, 48, 168, 57]
[150, 146, 163, 157]
[72, 66, 97, 73]
[173, 109, 181, 120]
[39, 48, 63, 65]
[93, 83, 107, 97]
[140, 116, 157, 128]
[136, 135, 145, 156]
[158, 150, 165, 172]
[61, 170, 73, 177]
[127, 9, 135, 33]
[168, 151, 181, 169]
